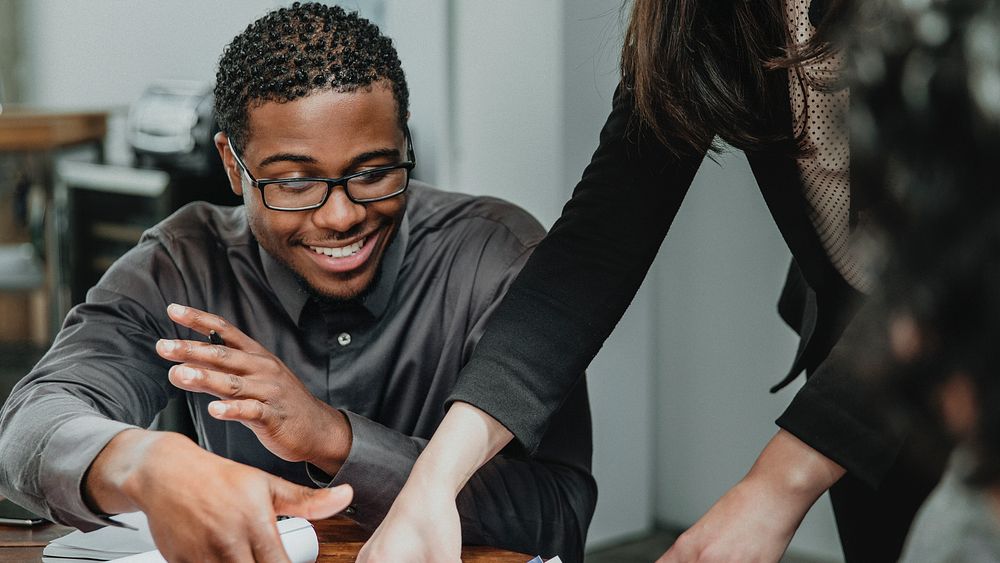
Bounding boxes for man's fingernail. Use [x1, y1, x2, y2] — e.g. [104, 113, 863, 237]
[209, 402, 228, 416]
[158, 339, 178, 352]
[168, 303, 187, 316]
[177, 365, 199, 383]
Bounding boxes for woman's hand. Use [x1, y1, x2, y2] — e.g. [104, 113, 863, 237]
[658, 429, 845, 563]
[356, 402, 513, 562]
[357, 479, 462, 563]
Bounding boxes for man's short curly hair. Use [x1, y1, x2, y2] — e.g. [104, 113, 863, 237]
[214, 2, 409, 151]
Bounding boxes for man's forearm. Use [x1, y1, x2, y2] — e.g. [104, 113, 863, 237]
[0, 384, 149, 531]
[84, 429, 187, 515]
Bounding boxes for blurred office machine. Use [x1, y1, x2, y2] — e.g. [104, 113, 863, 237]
[55, 81, 239, 315]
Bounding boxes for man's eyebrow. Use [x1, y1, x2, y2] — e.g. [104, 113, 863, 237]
[257, 148, 402, 172]
[258, 153, 318, 168]
[346, 148, 402, 170]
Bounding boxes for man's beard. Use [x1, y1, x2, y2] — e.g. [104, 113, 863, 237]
[254, 228, 395, 309]
[248, 214, 400, 308]
[289, 261, 384, 309]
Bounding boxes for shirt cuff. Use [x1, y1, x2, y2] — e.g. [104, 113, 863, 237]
[776, 382, 903, 489]
[38, 416, 139, 531]
[312, 411, 424, 530]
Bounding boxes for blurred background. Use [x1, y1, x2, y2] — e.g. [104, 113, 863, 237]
[0, 1, 844, 560]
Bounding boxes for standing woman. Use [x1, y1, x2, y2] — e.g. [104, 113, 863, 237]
[362, 1, 935, 561]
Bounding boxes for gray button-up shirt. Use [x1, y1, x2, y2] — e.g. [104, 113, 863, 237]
[0, 182, 596, 561]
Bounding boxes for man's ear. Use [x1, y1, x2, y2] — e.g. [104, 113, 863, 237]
[214, 132, 244, 197]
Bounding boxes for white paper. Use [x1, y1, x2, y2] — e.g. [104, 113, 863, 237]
[43, 512, 318, 563]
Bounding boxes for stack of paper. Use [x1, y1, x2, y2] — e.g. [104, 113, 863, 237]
[43, 512, 319, 562]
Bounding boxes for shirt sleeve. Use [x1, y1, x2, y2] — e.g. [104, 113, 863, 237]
[447, 84, 707, 453]
[0, 240, 185, 531]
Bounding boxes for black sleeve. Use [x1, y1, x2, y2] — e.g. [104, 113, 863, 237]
[777, 297, 906, 488]
[447, 84, 707, 453]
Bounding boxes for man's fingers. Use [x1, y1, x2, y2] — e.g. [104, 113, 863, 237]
[166, 303, 267, 354]
[157, 337, 259, 373]
[208, 399, 269, 424]
[248, 518, 293, 563]
[272, 482, 353, 521]
[168, 364, 275, 401]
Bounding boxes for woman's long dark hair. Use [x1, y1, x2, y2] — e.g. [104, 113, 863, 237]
[621, 0, 850, 155]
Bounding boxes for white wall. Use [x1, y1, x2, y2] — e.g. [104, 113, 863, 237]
[19, 1, 283, 109]
[448, 1, 565, 227]
[379, 0, 451, 189]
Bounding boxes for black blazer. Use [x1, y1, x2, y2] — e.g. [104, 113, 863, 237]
[447, 73, 899, 489]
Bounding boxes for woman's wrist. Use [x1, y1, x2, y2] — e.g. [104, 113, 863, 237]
[745, 429, 846, 502]
[407, 402, 514, 497]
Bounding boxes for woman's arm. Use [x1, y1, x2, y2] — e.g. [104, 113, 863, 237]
[448, 84, 705, 453]
[659, 429, 844, 563]
[356, 403, 512, 562]
[360, 84, 705, 561]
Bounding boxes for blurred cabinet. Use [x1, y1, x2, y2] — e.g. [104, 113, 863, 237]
[53, 159, 238, 318]
[55, 161, 170, 308]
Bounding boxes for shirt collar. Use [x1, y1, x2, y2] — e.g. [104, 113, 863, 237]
[261, 211, 410, 325]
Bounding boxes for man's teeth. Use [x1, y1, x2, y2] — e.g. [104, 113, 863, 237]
[309, 238, 365, 258]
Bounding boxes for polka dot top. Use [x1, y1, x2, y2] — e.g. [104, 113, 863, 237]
[786, 0, 872, 293]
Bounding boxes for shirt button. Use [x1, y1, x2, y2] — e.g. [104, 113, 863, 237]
[345, 505, 357, 515]
[337, 332, 352, 346]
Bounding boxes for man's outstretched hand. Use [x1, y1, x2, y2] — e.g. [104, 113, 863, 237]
[158, 303, 352, 475]
[85, 429, 353, 563]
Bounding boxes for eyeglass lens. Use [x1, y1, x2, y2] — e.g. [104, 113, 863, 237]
[263, 167, 408, 208]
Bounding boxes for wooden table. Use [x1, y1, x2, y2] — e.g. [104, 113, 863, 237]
[0, 517, 533, 562]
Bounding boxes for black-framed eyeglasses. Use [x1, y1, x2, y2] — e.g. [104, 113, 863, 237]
[228, 129, 416, 211]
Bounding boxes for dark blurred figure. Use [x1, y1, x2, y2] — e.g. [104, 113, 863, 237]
[851, 0, 1000, 560]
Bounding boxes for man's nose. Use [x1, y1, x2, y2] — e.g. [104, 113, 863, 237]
[310, 187, 367, 232]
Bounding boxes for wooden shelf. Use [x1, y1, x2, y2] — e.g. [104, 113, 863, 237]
[0, 107, 107, 152]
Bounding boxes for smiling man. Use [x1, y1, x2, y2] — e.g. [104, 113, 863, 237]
[0, 4, 595, 561]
